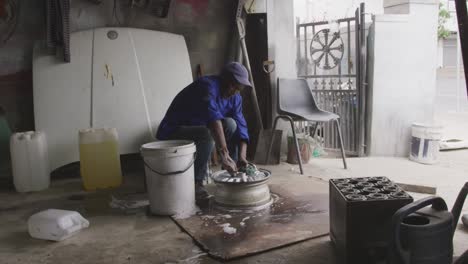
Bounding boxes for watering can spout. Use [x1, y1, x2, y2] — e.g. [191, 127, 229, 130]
[451, 182, 468, 236]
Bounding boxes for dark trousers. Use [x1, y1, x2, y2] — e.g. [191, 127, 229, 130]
[168, 118, 239, 183]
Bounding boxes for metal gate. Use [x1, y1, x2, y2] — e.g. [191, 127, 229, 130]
[296, 3, 367, 156]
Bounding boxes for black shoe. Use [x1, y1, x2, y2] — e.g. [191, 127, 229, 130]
[195, 182, 210, 200]
[195, 183, 210, 208]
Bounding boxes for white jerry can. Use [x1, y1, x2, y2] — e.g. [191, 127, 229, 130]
[10, 131, 50, 192]
[28, 209, 90, 241]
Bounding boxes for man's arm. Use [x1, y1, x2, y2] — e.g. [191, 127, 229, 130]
[208, 120, 237, 173]
[201, 81, 238, 173]
[238, 141, 248, 167]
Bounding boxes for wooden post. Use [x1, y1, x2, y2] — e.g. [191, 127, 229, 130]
[0, 0, 6, 18]
[454, 0, 468, 96]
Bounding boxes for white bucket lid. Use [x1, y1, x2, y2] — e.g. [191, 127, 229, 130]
[411, 123, 443, 140]
[412, 123, 443, 129]
[141, 140, 196, 157]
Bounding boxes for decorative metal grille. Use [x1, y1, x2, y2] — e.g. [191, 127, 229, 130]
[310, 29, 344, 70]
[296, 4, 367, 156]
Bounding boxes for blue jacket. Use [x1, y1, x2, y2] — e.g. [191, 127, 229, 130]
[156, 76, 249, 142]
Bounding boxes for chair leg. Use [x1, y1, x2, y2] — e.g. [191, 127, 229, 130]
[285, 116, 304, 175]
[266, 115, 304, 175]
[310, 122, 319, 138]
[334, 119, 347, 169]
[266, 116, 281, 164]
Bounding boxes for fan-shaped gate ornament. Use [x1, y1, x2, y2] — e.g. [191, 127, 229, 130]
[310, 29, 344, 70]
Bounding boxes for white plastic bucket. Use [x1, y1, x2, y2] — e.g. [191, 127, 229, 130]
[141, 140, 196, 216]
[409, 123, 443, 165]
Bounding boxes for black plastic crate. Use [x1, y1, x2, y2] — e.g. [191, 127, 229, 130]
[329, 177, 413, 264]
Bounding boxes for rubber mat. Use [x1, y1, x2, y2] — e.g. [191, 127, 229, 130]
[172, 184, 329, 260]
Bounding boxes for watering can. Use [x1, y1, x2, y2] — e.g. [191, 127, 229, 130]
[390, 182, 468, 264]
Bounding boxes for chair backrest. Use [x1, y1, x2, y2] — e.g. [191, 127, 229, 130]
[277, 78, 320, 113]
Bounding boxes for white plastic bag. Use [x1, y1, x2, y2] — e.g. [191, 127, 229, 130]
[28, 209, 89, 241]
[307, 136, 327, 158]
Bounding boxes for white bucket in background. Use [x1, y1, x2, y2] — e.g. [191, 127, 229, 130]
[409, 123, 443, 165]
[141, 140, 196, 216]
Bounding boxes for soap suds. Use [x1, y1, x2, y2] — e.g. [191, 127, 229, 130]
[173, 205, 199, 220]
[212, 169, 268, 183]
[219, 223, 237, 234]
[201, 215, 215, 220]
[217, 214, 232, 219]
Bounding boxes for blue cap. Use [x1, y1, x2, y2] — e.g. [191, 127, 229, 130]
[223, 62, 252, 87]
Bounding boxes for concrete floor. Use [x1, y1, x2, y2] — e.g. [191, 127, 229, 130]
[1, 147, 467, 264]
[0, 166, 337, 264]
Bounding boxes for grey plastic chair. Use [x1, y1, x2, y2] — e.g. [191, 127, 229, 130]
[266, 78, 347, 174]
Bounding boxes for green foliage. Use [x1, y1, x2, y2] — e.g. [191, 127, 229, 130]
[438, 2, 451, 39]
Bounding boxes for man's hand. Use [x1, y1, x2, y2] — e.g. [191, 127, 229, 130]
[209, 120, 237, 173]
[237, 157, 248, 169]
[219, 149, 237, 174]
